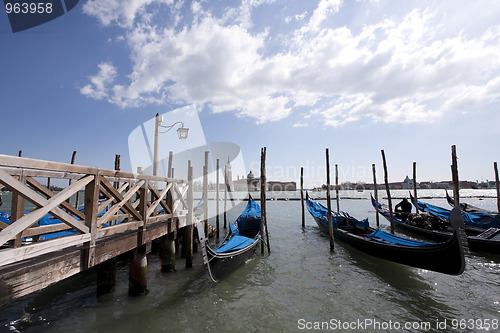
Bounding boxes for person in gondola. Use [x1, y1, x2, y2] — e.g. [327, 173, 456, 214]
[395, 198, 412, 220]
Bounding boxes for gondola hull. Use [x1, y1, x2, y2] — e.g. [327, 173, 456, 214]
[306, 197, 466, 275]
[206, 237, 260, 281]
[201, 196, 262, 281]
[372, 195, 500, 254]
[332, 227, 464, 275]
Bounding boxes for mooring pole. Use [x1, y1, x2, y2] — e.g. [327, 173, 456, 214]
[261, 147, 270, 254]
[326, 148, 334, 251]
[372, 164, 380, 228]
[224, 163, 227, 229]
[413, 161, 419, 214]
[160, 151, 176, 272]
[451, 145, 460, 207]
[185, 161, 194, 268]
[129, 167, 148, 296]
[381, 150, 395, 234]
[216, 158, 220, 240]
[495, 162, 500, 213]
[335, 164, 340, 213]
[203, 151, 209, 236]
[300, 167, 305, 228]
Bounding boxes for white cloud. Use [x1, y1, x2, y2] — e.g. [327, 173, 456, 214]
[82, 0, 175, 28]
[81, 0, 500, 126]
[80, 62, 117, 100]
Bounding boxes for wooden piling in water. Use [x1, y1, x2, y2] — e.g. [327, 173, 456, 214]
[381, 150, 395, 234]
[335, 164, 340, 213]
[224, 162, 227, 229]
[325, 148, 334, 251]
[96, 155, 120, 295]
[160, 151, 176, 272]
[97, 259, 117, 297]
[372, 164, 380, 228]
[413, 161, 419, 214]
[216, 159, 220, 240]
[185, 162, 194, 268]
[260, 147, 270, 254]
[494, 162, 500, 213]
[300, 167, 305, 228]
[451, 145, 460, 207]
[203, 151, 209, 236]
[129, 168, 149, 296]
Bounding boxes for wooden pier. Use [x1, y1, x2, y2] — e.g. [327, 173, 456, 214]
[0, 154, 194, 307]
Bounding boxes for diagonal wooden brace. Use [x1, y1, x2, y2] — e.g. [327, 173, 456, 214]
[0, 170, 92, 245]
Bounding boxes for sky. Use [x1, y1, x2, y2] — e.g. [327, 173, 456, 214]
[2, 0, 500, 188]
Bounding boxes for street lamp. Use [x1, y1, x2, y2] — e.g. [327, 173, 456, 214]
[153, 113, 189, 176]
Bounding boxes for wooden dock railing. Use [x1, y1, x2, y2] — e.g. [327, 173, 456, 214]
[0, 154, 193, 305]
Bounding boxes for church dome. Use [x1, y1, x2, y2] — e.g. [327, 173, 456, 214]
[247, 170, 255, 179]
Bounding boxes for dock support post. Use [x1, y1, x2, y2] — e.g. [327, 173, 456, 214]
[129, 173, 149, 296]
[185, 161, 194, 268]
[97, 259, 117, 296]
[129, 248, 148, 295]
[160, 151, 176, 272]
[326, 148, 334, 251]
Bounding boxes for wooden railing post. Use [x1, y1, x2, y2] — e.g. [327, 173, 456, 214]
[129, 173, 149, 296]
[10, 171, 25, 248]
[160, 152, 176, 272]
[83, 171, 100, 269]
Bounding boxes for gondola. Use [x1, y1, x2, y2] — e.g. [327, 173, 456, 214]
[306, 194, 467, 275]
[445, 190, 497, 214]
[410, 193, 500, 230]
[372, 195, 500, 254]
[202, 195, 261, 281]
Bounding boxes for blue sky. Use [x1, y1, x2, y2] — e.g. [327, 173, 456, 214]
[2, 0, 500, 187]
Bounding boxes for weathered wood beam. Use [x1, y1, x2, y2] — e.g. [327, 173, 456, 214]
[0, 234, 91, 267]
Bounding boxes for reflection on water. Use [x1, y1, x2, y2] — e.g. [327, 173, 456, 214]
[1, 197, 500, 332]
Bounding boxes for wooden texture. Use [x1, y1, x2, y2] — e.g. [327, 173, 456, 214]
[326, 148, 334, 250]
[300, 167, 305, 228]
[0, 153, 192, 306]
[413, 162, 419, 214]
[381, 150, 395, 234]
[372, 164, 379, 228]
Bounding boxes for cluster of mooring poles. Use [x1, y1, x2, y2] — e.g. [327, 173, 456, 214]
[299, 144, 500, 249]
[0, 141, 271, 306]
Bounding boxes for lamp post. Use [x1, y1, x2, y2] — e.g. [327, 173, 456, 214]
[153, 113, 189, 176]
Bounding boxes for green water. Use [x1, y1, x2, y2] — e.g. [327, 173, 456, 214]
[1, 192, 500, 332]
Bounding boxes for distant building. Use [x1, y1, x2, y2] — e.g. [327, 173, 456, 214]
[224, 159, 234, 191]
[231, 170, 296, 191]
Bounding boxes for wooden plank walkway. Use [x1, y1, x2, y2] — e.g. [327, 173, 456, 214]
[0, 154, 193, 306]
